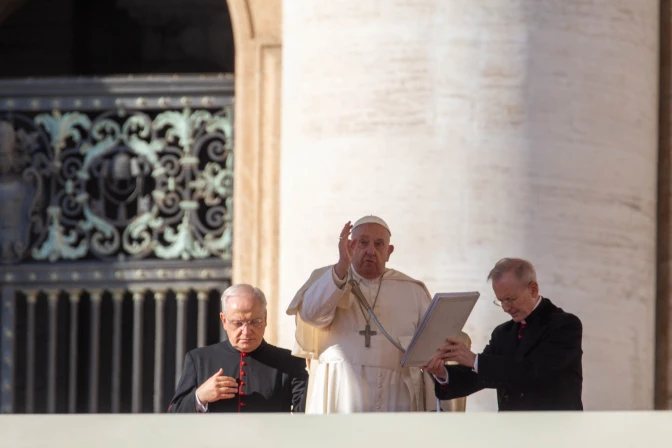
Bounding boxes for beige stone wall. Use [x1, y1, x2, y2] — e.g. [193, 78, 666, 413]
[279, 0, 659, 411]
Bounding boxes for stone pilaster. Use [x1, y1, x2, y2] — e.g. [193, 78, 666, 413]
[226, 0, 283, 344]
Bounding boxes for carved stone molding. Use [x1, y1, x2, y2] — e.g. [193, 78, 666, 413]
[226, 0, 283, 344]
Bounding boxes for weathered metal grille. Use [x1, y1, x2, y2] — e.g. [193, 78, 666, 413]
[0, 75, 235, 413]
[0, 80, 233, 264]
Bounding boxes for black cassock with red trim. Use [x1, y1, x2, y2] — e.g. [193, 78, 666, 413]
[168, 339, 307, 413]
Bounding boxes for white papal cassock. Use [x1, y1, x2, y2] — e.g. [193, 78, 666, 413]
[287, 265, 450, 413]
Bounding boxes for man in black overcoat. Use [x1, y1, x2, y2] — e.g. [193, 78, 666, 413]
[168, 284, 308, 413]
[425, 258, 583, 411]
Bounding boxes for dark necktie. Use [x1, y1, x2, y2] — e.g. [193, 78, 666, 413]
[518, 322, 527, 340]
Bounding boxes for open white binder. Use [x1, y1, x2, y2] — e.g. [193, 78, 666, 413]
[400, 291, 480, 368]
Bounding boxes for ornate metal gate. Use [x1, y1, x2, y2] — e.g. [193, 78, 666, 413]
[0, 75, 234, 413]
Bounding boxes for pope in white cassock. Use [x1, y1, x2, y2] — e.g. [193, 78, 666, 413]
[287, 215, 464, 413]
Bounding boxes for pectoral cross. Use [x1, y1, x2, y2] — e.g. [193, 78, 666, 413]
[359, 323, 377, 348]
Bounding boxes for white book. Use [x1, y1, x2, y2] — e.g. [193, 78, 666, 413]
[400, 291, 480, 368]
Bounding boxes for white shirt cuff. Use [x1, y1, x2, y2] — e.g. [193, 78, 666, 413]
[433, 366, 449, 384]
[331, 265, 347, 288]
[434, 356, 477, 385]
[195, 392, 208, 412]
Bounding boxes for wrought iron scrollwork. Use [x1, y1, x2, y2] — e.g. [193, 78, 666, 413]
[0, 105, 233, 264]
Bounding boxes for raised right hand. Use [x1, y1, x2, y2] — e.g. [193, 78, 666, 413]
[196, 368, 238, 404]
[334, 221, 354, 279]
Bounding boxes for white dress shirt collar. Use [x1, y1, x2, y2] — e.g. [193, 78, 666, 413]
[521, 295, 543, 325]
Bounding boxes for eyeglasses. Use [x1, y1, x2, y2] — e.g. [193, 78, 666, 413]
[227, 318, 264, 329]
[493, 283, 532, 307]
[493, 297, 518, 307]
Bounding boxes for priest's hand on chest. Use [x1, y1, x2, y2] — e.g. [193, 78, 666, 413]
[196, 368, 239, 405]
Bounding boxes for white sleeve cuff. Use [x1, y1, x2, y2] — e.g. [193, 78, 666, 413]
[331, 265, 348, 288]
[433, 366, 449, 384]
[195, 392, 208, 412]
[473, 354, 479, 373]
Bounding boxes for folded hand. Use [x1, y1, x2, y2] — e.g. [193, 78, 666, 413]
[423, 354, 448, 379]
[435, 337, 476, 368]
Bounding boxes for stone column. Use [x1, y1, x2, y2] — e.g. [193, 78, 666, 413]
[657, 0, 672, 410]
[280, 0, 659, 410]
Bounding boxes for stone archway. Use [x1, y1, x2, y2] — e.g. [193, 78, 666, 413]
[226, 0, 283, 344]
[0, 0, 27, 24]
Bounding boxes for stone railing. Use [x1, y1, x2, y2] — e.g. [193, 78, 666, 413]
[1, 413, 664, 447]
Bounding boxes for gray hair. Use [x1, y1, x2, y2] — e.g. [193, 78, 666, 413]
[220, 283, 267, 316]
[487, 258, 537, 285]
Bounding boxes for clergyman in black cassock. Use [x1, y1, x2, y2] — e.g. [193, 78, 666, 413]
[168, 338, 307, 413]
[167, 284, 308, 413]
[425, 258, 583, 411]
